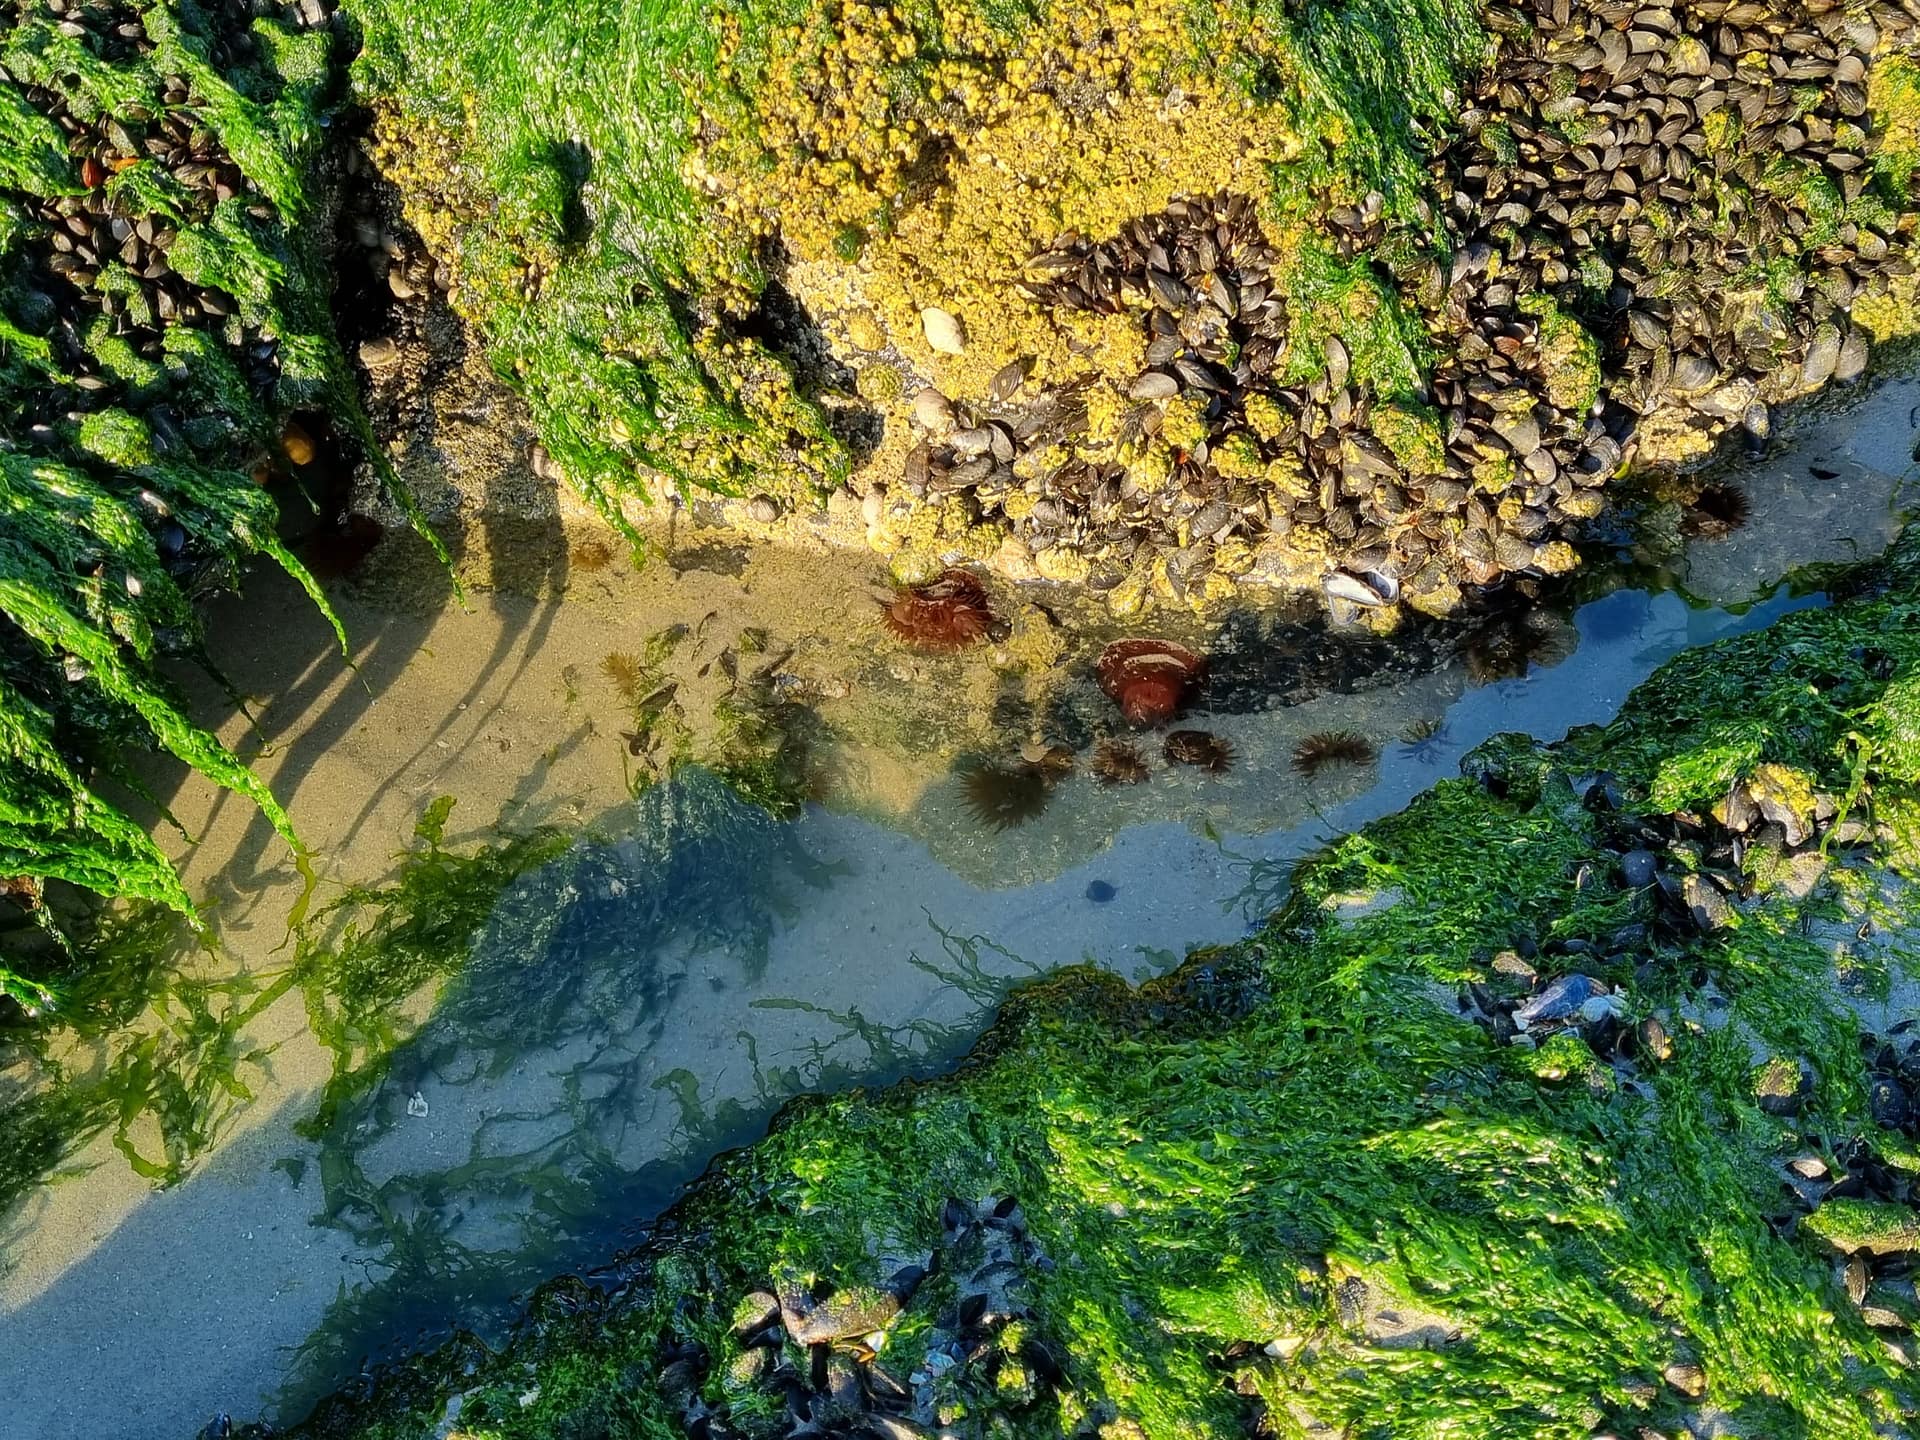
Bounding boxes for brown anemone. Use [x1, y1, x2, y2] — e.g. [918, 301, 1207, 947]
[1097, 639, 1206, 727]
[1290, 730, 1376, 779]
[1090, 738, 1150, 786]
[881, 569, 996, 652]
[1164, 729, 1236, 775]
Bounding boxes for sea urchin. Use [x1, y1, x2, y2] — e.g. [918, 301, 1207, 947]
[1681, 484, 1751, 540]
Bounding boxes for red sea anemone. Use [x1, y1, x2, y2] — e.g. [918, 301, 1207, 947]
[882, 569, 996, 651]
[1097, 639, 1206, 727]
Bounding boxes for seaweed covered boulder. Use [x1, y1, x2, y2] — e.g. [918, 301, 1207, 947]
[0, 0, 413, 976]
[246, 528, 1920, 1438]
[351, 0, 1920, 624]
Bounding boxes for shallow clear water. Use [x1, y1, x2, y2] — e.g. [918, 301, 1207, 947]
[1, 376, 1915, 1439]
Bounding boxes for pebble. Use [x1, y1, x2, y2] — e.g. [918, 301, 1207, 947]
[731, 1290, 779, 1335]
[1085, 880, 1117, 903]
[1636, 1016, 1673, 1062]
[279, 422, 316, 467]
[1680, 873, 1733, 931]
[1620, 849, 1657, 887]
[357, 335, 400, 370]
[1662, 1362, 1707, 1398]
[912, 387, 954, 431]
[1578, 993, 1625, 1024]
[920, 306, 967, 355]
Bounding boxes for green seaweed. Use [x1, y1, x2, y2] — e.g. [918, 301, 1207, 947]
[261, 536, 1920, 1440]
[0, 0, 415, 950]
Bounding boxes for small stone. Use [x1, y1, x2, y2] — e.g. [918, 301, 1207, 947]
[921, 306, 967, 354]
[1680, 873, 1733, 931]
[732, 1289, 779, 1335]
[1491, 950, 1537, 983]
[1845, 1255, 1869, 1304]
[1636, 1017, 1674, 1062]
[747, 495, 780, 524]
[1578, 993, 1625, 1024]
[779, 1283, 901, 1344]
[1620, 849, 1657, 887]
[1086, 880, 1117, 903]
[280, 422, 316, 467]
[406, 1092, 429, 1118]
[357, 336, 400, 370]
[912, 388, 954, 431]
[1662, 1361, 1706, 1397]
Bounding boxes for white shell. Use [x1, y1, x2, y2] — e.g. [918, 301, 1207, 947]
[1324, 570, 1399, 608]
[920, 306, 968, 355]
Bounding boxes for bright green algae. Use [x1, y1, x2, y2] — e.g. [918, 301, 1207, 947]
[0, 1, 395, 975]
[263, 537, 1920, 1439]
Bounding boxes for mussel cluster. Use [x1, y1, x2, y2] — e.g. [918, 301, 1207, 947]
[902, 193, 1297, 602]
[890, 0, 1920, 614]
[1440, 0, 1920, 473]
[655, 1195, 1058, 1439]
[0, 0, 335, 453]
